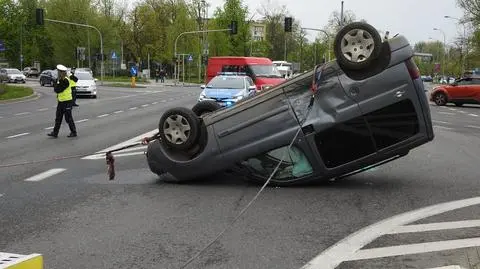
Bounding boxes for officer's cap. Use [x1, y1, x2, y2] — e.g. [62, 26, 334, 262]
[56, 64, 68, 72]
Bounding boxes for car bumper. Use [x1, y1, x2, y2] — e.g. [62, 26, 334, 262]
[8, 78, 25, 83]
[76, 88, 97, 96]
[198, 98, 240, 107]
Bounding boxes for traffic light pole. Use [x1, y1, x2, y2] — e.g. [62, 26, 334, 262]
[174, 28, 231, 85]
[44, 18, 104, 84]
[301, 27, 332, 62]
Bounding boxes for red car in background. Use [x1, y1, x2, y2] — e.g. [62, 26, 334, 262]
[206, 57, 286, 91]
[430, 76, 480, 106]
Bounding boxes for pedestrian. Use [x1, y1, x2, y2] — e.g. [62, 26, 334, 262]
[47, 64, 77, 138]
[160, 68, 165, 83]
[69, 67, 79, 106]
[155, 69, 160, 83]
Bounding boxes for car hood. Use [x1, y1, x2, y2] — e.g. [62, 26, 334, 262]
[76, 80, 96, 87]
[8, 74, 24, 78]
[204, 88, 243, 99]
[255, 77, 285, 86]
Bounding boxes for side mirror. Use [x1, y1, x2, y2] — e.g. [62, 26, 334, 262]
[248, 85, 256, 93]
[200, 84, 206, 89]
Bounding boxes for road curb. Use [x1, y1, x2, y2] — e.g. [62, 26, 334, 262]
[0, 91, 40, 104]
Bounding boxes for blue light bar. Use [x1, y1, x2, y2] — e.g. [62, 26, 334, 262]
[217, 72, 247, 76]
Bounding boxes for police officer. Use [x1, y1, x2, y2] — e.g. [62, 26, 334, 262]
[47, 64, 77, 138]
[70, 67, 79, 106]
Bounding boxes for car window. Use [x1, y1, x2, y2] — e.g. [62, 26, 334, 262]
[246, 77, 255, 86]
[458, 78, 473, 85]
[75, 72, 94, 80]
[207, 76, 245, 89]
[471, 79, 480, 85]
[7, 69, 22, 74]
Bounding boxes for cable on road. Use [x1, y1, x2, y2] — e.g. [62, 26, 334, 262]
[178, 66, 322, 269]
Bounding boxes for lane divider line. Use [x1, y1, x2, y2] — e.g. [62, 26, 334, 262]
[76, 119, 89, 123]
[469, 114, 478, 117]
[97, 114, 109, 118]
[433, 125, 453, 130]
[6, 132, 30, 139]
[24, 168, 66, 182]
[152, 102, 158, 105]
[14, 112, 31, 116]
[388, 219, 480, 234]
[114, 110, 123, 114]
[129, 107, 138, 110]
[141, 104, 149, 107]
[432, 120, 449, 124]
[466, 125, 480, 129]
[37, 108, 49, 111]
[44, 126, 54, 130]
[438, 112, 455, 115]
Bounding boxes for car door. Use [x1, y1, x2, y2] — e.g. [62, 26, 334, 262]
[448, 78, 471, 100]
[338, 54, 428, 152]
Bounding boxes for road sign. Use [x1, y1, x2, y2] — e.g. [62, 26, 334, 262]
[112, 51, 117, 59]
[130, 66, 137, 76]
[0, 40, 5, 52]
[187, 54, 193, 62]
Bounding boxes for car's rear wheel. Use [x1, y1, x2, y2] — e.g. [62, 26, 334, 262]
[158, 107, 201, 151]
[433, 92, 448, 106]
[192, 100, 222, 116]
[334, 22, 382, 70]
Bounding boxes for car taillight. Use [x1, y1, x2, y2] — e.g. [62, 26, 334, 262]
[405, 58, 420, 80]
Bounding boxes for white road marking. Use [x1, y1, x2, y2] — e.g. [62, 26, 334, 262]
[97, 114, 109, 118]
[161, 100, 167, 103]
[14, 112, 31, 116]
[301, 196, 480, 269]
[44, 126, 54, 130]
[114, 110, 123, 114]
[387, 219, 480, 234]
[152, 102, 158, 105]
[469, 113, 478, 117]
[428, 265, 467, 269]
[6, 132, 29, 138]
[37, 108, 48, 111]
[433, 125, 453, 130]
[168, 98, 174, 101]
[432, 120, 449, 124]
[141, 104, 149, 107]
[0, 193, 3, 198]
[24, 168, 66, 182]
[0, 116, 3, 119]
[129, 107, 138, 110]
[448, 108, 457, 111]
[349, 237, 480, 261]
[76, 119, 89, 123]
[438, 112, 455, 115]
[467, 125, 480, 129]
[82, 129, 157, 160]
[459, 111, 467, 114]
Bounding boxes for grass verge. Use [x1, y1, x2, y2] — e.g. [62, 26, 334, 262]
[0, 84, 34, 100]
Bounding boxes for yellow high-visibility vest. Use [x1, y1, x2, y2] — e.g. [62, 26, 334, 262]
[57, 78, 73, 102]
[70, 75, 76, 87]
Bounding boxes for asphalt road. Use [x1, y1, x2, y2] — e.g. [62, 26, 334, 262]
[0, 81, 479, 269]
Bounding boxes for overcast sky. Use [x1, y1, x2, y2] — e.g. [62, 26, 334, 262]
[208, 0, 466, 46]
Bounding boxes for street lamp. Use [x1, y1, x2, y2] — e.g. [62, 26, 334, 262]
[445, 15, 467, 75]
[433, 27, 446, 76]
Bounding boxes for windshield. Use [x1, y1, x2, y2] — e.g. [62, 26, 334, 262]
[207, 77, 245, 89]
[249, 64, 282, 78]
[75, 72, 94, 80]
[7, 69, 22, 74]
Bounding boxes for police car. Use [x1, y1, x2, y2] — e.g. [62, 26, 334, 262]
[198, 72, 257, 107]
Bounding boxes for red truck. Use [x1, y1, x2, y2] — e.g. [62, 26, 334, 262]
[206, 57, 286, 91]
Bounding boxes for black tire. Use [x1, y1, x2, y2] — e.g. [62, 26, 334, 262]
[433, 92, 448, 106]
[192, 100, 222, 116]
[334, 22, 382, 70]
[158, 107, 201, 151]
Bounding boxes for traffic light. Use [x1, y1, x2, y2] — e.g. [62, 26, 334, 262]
[284, 17, 293, 32]
[36, 8, 44, 25]
[230, 21, 237, 35]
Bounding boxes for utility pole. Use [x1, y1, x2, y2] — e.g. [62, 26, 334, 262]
[340, 1, 344, 27]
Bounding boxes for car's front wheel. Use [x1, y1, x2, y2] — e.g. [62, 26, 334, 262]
[433, 92, 448, 106]
[158, 107, 201, 151]
[334, 22, 382, 70]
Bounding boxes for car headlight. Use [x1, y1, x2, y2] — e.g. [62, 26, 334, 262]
[199, 90, 207, 100]
[233, 95, 243, 101]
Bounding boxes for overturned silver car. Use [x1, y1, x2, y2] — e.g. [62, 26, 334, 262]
[146, 22, 435, 186]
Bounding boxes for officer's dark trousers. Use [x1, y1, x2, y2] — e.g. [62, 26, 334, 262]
[53, 100, 76, 135]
